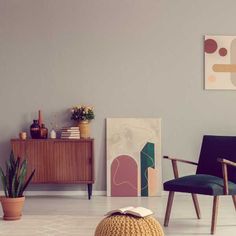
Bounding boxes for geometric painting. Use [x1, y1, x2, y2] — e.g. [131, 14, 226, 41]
[106, 118, 162, 196]
[205, 35, 236, 90]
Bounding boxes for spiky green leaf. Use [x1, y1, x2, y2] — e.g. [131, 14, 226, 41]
[11, 175, 16, 197]
[0, 167, 8, 197]
[20, 169, 35, 196]
[17, 167, 27, 196]
[10, 151, 15, 168]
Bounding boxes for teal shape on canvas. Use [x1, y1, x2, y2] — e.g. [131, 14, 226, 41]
[141, 142, 155, 196]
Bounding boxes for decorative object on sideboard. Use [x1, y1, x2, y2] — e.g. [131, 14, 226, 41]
[38, 110, 42, 127]
[30, 110, 49, 139]
[0, 151, 35, 220]
[78, 120, 90, 139]
[70, 105, 94, 139]
[30, 119, 40, 139]
[19, 132, 27, 140]
[50, 129, 57, 139]
[40, 124, 48, 139]
[50, 113, 59, 139]
[60, 127, 80, 139]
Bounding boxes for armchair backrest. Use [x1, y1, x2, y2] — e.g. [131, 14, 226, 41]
[196, 135, 236, 183]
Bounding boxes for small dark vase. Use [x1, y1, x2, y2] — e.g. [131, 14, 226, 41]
[40, 124, 48, 139]
[30, 120, 40, 139]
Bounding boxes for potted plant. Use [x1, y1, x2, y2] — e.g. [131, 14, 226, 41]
[0, 151, 35, 220]
[71, 105, 95, 138]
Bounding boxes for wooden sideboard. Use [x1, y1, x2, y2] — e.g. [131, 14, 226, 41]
[11, 139, 94, 199]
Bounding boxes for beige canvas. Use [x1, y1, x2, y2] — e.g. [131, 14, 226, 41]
[106, 118, 162, 197]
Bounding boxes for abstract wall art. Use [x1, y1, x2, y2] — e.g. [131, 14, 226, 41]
[205, 35, 236, 90]
[106, 118, 162, 197]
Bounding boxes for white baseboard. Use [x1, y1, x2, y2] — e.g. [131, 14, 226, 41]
[0, 191, 106, 197]
[0, 190, 186, 197]
[24, 191, 164, 197]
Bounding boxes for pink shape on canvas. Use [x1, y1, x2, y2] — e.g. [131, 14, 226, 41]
[111, 155, 138, 196]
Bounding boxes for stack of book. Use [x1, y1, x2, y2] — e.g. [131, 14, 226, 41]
[60, 127, 80, 139]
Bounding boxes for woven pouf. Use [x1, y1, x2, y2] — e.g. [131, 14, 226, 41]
[94, 214, 164, 236]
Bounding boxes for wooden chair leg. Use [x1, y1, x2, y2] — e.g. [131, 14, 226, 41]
[232, 195, 236, 210]
[211, 196, 219, 235]
[164, 191, 175, 227]
[191, 193, 201, 219]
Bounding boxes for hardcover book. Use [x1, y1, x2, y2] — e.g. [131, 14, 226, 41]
[105, 207, 153, 218]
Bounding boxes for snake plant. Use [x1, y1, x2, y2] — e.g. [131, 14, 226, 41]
[0, 151, 35, 198]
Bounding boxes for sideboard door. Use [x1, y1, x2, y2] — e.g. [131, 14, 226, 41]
[53, 141, 93, 183]
[25, 141, 53, 183]
[12, 140, 26, 160]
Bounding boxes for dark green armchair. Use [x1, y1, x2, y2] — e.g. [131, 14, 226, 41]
[163, 135, 236, 234]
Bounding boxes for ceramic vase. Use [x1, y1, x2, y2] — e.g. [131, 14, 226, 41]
[79, 120, 90, 139]
[50, 129, 57, 139]
[30, 120, 40, 139]
[40, 124, 48, 139]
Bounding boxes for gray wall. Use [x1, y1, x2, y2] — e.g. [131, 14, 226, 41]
[1, 0, 236, 191]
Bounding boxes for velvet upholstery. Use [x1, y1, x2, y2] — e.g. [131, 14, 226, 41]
[164, 174, 236, 196]
[196, 135, 236, 184]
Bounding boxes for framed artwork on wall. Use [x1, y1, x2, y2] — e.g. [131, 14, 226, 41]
[205, 35, 236, 90]
[106, 118, 162, 197]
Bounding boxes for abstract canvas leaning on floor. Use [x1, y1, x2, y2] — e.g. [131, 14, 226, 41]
[106, 118, 162, 197]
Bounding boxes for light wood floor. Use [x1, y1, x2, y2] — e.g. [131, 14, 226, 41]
[0, 195, 236, 235]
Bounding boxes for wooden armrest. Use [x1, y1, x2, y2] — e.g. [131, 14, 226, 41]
[217, 158, 236, 168]
[163, 156, 198, 166]
[217, 158, 236, 195]
[163, 156, 198, 179]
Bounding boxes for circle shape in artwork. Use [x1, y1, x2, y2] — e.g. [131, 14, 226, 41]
[205, 39, 218, 54]
[208, 75, 216, 83]
[219, 48, 227, 56]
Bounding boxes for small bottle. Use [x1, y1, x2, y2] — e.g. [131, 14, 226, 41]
[30, 120, 40, 139]
[40, 124, 48, 139]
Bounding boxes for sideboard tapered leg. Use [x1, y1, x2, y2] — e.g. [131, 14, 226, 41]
[88, 184, 93, 200]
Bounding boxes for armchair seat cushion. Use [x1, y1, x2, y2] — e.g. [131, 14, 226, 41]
[164, 174, 236, 196]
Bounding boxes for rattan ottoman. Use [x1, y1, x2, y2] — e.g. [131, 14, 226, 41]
[94, 214, 164, 236]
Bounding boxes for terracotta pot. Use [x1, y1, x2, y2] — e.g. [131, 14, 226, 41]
[0, 196, 25, 220]
[79, 120, 90, 139]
